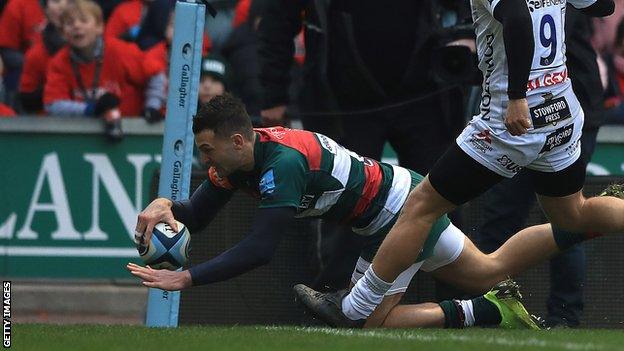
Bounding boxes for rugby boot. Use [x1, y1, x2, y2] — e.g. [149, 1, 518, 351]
[484, 278, 544, 330]
[600, 183, 624, 198]
[293, 284, 365, 328]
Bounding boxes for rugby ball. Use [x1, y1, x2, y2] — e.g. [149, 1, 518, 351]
[137, 221, 191, 270]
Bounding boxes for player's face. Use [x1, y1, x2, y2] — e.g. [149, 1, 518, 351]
[63, 12, 103, 50]
[195, 129, 244, 177]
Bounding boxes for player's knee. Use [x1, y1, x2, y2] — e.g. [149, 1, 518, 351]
[472, 253, 508, 291]
[402, 184, 447, 223]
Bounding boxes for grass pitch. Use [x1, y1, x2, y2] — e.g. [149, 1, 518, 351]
[15, 324, 624, 351]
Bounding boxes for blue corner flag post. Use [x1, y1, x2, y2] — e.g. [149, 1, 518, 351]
[145, 0, 205, 327]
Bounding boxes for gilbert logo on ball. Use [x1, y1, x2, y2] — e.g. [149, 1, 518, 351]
[137, 221, 191, 270]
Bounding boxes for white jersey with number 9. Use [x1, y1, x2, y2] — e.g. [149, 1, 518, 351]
[471, 0, 597, 132]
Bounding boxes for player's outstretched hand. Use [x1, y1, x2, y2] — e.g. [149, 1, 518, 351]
[126, 263, 192, 291]
[135, 198, 178, 245]
[504, 98, 532, 136]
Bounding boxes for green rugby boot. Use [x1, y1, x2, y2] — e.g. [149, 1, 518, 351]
[484, 279, 543, 330]
[600, 183, 624, 198]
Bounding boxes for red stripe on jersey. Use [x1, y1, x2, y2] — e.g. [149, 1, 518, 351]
[348, 160, 383, 221]
[255, 127, 322, 170]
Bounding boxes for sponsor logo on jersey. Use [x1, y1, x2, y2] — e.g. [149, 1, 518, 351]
[530, 96, 571, 128]
[470, 129, 494, 154]
[480, 34, 496, 121]
[540, 124, 574, 153]
[526, 69, 568, 92]
[268, 127, 286, 140]
[526, 0, 566, 12]
[496, 155, 523, 174]
[317, 134, 336, 154]
[259, 169, 276, 199]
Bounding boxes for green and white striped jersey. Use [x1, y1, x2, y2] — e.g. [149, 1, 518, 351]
[206, 127, 450, 261]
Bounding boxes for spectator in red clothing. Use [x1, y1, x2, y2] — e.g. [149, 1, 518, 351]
[19, 0, 68, 113]
[0, 102, 15, 116]
[0, 0, 45, 106]
[232, 0, 251, 29]
[44, 0, 166, 140]
[105, 0, 148, 43]
[141, 0, 214, 121]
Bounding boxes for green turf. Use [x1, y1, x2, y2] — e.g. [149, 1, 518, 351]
[12, 324, 624, 351]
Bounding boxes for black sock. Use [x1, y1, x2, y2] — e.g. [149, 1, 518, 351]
[439, 300, 465, 328]
[472, 296, 502, 326]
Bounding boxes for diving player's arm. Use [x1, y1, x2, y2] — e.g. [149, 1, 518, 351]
[135, 178, 234, 245]
[494, 0, 534, 135]
[570, 0, 615, 17]
[187, 207, 296, 286]
[171, 179, 234, 232]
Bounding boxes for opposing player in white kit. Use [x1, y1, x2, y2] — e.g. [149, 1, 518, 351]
[295, 0, 624, 327]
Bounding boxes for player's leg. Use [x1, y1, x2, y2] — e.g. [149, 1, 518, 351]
[539, 190, 624, 234]
[348, 256, 423, 328]
[380, 224, 552, 329]
[525, 115, 624, 235]
[294, 222, 545, 329]
[383, 279, 541, 329]
[430, 224, 557, 293]
[381, 303, 445, 328]
[531, 152, 624, 235]
[294, 257, 423, 328]
[339, 144, 504, 323]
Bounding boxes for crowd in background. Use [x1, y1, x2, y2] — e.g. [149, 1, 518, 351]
[0, 0, 229, 139]
[1, 0, 624, 328]
[1, 0, 623, 125]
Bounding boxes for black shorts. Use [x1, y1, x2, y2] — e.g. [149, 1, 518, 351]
[428, 143, 585, 205]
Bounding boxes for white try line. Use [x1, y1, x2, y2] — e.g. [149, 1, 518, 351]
[0, 246, 138, 257]
[261, 326, 615, 351]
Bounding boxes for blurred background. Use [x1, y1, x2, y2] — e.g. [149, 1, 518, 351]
[1, 0, 623, 328]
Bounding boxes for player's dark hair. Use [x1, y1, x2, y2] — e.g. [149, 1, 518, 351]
[193, 93, 254, 140]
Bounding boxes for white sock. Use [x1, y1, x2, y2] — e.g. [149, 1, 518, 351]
[341, 266, 393, 320]
[459, 300, 475, 327]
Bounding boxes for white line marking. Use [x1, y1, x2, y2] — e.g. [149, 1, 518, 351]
[260, 326, 615, 351]
[0, 246, 138, 257]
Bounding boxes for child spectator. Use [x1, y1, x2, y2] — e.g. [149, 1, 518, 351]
[44, 0, 165, 140]
[199, 55, 227, 105]
[0, 0, 45, 105]
[19, 0, 68, 113]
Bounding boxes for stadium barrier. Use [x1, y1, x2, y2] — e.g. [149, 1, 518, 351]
[0, 117, 623, 326]
[178, 174, 624, 328]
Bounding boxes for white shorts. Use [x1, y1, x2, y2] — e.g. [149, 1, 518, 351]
[350, 223, 465, 296]
[456, 88, 584, 178]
